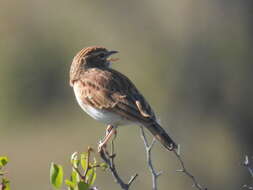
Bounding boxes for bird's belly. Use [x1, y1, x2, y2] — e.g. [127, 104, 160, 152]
[73, 84, 131, 126]
[81, 104, 130, 126]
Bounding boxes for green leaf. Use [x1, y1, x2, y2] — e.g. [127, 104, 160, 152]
[90, 157, 97, 168]
[100, 163, 108, 171]
[2, 178, 10, 190]
[80, 153, 88, 171]
[2, 178, 9, 184]
[93, 157, 97, 165]
[71, 170, 79, 184]
[50, 163, 63, 189]
[0, 157, 8, 168]
[86, 168, 96, 186]
[3, 183, 11, 190]
[77, 181, 89, 190]
[65, 179, 75, 190]
[71, 152, 79, 168]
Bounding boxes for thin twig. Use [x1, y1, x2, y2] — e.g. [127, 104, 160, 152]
[73, 167, 86, 181]
[128, 174, 138, 187]
[72, 148, 94, 182]
[0, 168, 8, 190]
[140, 127, 162, 190]
[0, 184, 4, 190]
[0, 177, 6, 190]
[244, 155, 253, 177]
[173, 148, 207, 190]
[242, 155, 253, 189]
[99, 139, 138, 190]
[83, 147, 92, 181]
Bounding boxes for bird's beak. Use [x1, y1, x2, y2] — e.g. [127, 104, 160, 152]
[107, 50, 119, 57]
[107, 50, 119, 62]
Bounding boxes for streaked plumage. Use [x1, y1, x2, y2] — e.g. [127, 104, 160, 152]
[70, 46, 177, 151]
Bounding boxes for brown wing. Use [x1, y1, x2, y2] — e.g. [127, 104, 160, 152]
[78, 68, 156, 123]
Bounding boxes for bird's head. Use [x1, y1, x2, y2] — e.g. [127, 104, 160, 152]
[70, 46, 118, 86]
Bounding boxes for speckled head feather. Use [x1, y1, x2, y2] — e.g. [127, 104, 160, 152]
[69, 46, 109, 86]
[76, 46, 107, 57]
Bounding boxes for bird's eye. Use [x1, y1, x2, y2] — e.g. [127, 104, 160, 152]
[99, 53, 106, 58]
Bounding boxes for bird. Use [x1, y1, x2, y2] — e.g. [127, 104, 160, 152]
[69, 46, 177, 151]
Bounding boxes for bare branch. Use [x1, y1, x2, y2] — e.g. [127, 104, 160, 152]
[99, 126, 207, 190]
[99, 139, 138, 190]
[128, 173, 138, 186]
[242, 155, 253, 189]
[244, 155, 253, 177]
[140, 126, 162, 190]
[173, 148, 207, 190]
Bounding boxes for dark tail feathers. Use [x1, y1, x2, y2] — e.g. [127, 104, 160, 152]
[143, 122, 177, 151]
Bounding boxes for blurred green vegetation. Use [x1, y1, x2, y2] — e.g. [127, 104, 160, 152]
[0, 156, 10, 190]
[50, 149, 104, 190]
[0, 0, 252, 189]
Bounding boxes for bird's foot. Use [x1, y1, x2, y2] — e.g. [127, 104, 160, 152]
[98, 125, 117, 153]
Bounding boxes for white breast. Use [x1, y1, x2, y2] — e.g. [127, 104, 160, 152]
[73, 83, 131, 126]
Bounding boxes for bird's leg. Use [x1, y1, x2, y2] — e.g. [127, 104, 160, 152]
[106, 125, 114, 136]
[98, 125, 117, 152]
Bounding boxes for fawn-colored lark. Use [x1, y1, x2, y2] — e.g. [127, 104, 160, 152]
[70, 46, 177, 151]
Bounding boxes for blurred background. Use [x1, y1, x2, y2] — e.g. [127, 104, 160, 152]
[1, 0, 253, 189]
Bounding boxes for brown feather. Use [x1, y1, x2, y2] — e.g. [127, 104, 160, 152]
[78, 68, 156, 123]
